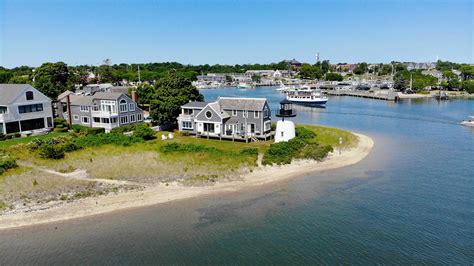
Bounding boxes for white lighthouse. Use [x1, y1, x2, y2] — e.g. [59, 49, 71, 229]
[275, 99, 296, 143]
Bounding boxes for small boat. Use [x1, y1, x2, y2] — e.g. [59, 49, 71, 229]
[461, 116, 474, 127]
[237, 83, 252, 89]
[286, 87, 328, 106]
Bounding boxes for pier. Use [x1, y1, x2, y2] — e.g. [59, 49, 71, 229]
[325, 90, 399, 101]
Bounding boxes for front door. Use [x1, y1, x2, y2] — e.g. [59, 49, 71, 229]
[247, 124, 255, 134]
[225, 124, 234, 135]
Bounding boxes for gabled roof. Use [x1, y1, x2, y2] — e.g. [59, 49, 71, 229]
[57, 90, 74, 101]
[209, 102, 230, 119]
[218, 97, 267, 111]
[0, 84, 51, 105]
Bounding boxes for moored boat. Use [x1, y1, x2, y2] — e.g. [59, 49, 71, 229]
[237, 83, 253, 89]
[461, 116, 474, 127]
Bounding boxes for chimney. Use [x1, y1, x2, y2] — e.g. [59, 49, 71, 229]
[131, 89, 137, 102]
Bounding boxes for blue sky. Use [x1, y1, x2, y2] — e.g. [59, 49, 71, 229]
[0, 0, 472, 67]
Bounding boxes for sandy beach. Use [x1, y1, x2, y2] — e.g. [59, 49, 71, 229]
[0, 132, 374, 230]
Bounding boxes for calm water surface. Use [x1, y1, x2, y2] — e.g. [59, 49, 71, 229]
[1, 87, 473, 264]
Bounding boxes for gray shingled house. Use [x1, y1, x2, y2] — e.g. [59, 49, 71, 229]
[57, 91, 144, 132]
[0, 84, 54, 134]
[177, 97, 273, 141]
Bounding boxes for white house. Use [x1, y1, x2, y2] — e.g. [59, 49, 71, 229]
[0, 84, 54, 134]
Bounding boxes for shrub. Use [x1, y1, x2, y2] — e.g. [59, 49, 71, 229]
[298, 143, 333, 161]
[240, 148, 258, 156]
[262, 138, 307, 165]
[72, 133, 143, 148]
[295, 127, 316, 140]
[59, 142, 80, 152]
[38, 144, 65, 159]
[0, 133, 5, 141]
[86, 127, 106, 136]
[0, 153, 17, 175]
[132, 124, 155, 140]
[5, 133, 20, 139]
[71, 124, 88, 133]
[53, 118, 68, 128]
[181, 131, 190, 136]
[54, 127, 69, 132]
[110, 123, 146, 134]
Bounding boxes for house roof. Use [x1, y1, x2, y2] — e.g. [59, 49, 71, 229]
[182, 101, 209, 108]
[60, 92, 123, 106]
[92, 92, 123, 100]
[57, 90, 74, 101]
[209, 102, 230, 119]
[0, 84, 51, 105]
[218, 97, 267, 111]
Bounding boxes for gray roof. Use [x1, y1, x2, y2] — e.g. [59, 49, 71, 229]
[109, 86, 130, 94]
[92, 92, 122, 100]
[57, 90, 74, 101]
[182, 101, 209, 108]
[218, 97, 267, 111]
[209, 102, 230, 119]
[0, 84, 52, 105]
[61, 92, 123, 106]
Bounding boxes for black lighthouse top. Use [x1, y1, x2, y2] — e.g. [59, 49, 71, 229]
[276, 99, 296, 117]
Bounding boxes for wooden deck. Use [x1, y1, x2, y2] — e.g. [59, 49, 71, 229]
[326, 90, 399, 101]
[196, 131, 275, 142]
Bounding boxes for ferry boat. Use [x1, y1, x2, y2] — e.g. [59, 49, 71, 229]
[286, 87, 328, 106]
[461, 116, 474, 127]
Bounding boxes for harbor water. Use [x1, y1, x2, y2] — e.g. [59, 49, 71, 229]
[0, 87, 473, 264]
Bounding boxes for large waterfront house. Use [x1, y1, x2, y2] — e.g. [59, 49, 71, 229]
[57, 91, 143, 132]
[0, 84, 54, 135]
[177, 97, 274, 141]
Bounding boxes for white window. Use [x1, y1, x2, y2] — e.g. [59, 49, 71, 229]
[232, 110, 237, 116]
[254, 111, 259, 119]
[101, 100, 117, 114]
[205, 111, 212, 119]
[81, 116, 90, 124]
[182, 121, 193, 129]
[93, 117, 100, 123]
[102, 118, 110, 124]
[111, 117, 118, 124]
[120, 115, 129, 124]
[129, 103, 135, 111]
[73, 115, 79, 121]
[130, 114, 136, 123]
[137, 113, 142, 121]
[183, 109, 193, 115]
[243, 110, 248, 118]
[264, 121, 271, 131]
[80, 105, 90, 112]
[0, 106, 8, 114]
[119, 99, 127, 113]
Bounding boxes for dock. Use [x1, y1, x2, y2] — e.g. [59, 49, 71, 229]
[325, 90, 399, 101]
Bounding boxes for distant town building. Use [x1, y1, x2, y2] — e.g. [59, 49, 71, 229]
[0, 84, 54, 134]
[283, 59, 302, 69]
[402, 62, 437, 71]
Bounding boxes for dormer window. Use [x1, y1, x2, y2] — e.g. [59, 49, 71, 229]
[119, 99, 128, 112]
[26, 91, 34, 101]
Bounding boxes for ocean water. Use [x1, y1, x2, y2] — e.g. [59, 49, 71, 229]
[1, 87, 473, 264]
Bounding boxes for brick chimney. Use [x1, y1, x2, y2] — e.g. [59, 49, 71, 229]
[131, 89, 137, 102]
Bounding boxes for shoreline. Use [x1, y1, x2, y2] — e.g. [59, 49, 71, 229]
[0, 132, 374, 231]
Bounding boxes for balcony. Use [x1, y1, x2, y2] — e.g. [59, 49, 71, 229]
[91, 110, 118, 118]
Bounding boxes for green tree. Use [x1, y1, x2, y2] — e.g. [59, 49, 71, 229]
[459, 65, 474, 80]
[251, 75, 261, 83]
[136, 83, 155, 105]
[447, 79, 460, 90]
[325, 72, 343, 81]
[461, 80, 474, 94]
[150, 73, 203, 123]
[33, 62, 72, 99]
[299, 64, 322, 79]
[352, 62, 368, 75]
[98, 64, 115, 83]
[8, 75, 32, 84]
[321, 60, 330, 73]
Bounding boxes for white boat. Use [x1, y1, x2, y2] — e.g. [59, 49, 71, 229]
[461, 116, 474, 127]
[237, 83, 252, 89]
[286, 87, 328, 106]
